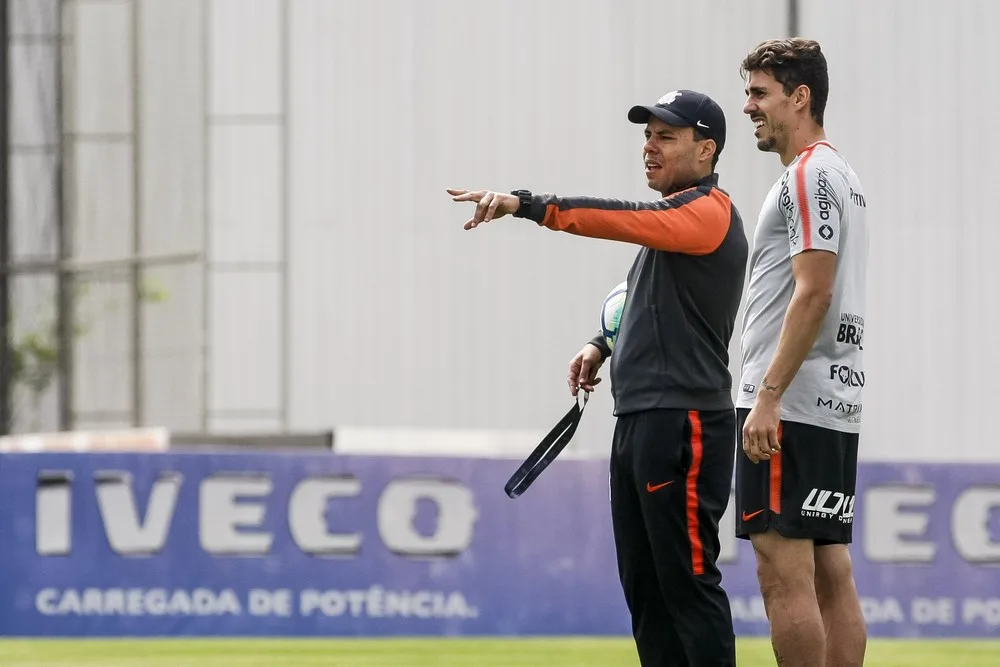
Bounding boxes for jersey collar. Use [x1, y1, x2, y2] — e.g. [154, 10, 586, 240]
[798, 140, 836, 156]
[667, 172, 719, 196]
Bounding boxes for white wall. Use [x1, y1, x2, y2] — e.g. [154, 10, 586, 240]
[285, 0, 783, 459]
[138, 0, 206, 431]
[56, 0, 1000, 462]
[64, 0, 137, 429]
[799, 1, 1000, 461]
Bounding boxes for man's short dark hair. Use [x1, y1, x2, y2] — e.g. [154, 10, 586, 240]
[740, 38, 829, 127]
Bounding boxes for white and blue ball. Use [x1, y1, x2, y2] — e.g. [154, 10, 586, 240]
[600, 280, 628, 353]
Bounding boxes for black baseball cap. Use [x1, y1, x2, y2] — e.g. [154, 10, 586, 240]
[628, 89, 727, 157]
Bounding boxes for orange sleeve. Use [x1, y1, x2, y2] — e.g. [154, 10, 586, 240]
[528, 187, 732, 255]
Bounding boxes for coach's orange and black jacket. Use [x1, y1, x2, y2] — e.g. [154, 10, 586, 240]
[515, 173, 748, 415]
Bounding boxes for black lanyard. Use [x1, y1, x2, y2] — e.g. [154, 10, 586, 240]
[504, 391, 589, 499]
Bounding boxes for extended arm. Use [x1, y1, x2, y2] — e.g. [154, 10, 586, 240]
[519, 187, 731, 255]
[447, 186, 732, 256]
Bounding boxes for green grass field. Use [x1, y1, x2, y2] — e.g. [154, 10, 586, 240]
[1, 638, 999, 666]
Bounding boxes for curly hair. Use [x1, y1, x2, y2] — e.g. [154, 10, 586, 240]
[741, 38, 829, 127]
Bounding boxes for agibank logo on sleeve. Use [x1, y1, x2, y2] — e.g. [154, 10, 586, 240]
[813, 167, 836, 222]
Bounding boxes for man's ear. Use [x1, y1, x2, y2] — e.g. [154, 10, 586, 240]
[794, 84, 812, 115]
[699, 137, 717, 164]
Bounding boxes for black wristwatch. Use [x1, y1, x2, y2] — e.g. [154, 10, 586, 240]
[510, 189, 533, 218]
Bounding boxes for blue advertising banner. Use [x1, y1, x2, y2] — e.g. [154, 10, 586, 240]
[0, 451, 997, 638]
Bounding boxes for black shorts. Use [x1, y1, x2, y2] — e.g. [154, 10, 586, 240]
[735, 408, 859, 545]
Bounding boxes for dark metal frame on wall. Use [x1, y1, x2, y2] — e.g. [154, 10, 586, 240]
[0, 0, 10, 436]
[0, 0, 70, 436]
[55, 0, 71, 432]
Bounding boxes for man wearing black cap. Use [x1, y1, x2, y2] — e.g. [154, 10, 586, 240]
[449, 89, 747, 666]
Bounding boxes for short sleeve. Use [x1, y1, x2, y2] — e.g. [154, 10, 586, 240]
[781, 154, 847, 256]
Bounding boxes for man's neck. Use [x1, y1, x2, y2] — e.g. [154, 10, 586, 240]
[780, 122, 827, 166]
[662, 169, 713, 197]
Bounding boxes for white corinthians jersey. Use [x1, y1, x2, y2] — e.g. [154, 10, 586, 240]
[737, 141, 869, 433]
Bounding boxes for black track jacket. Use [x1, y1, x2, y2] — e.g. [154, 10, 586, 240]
[514, 173, 748, 415]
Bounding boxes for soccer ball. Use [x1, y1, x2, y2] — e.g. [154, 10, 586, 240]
[600, 280, 627, 353]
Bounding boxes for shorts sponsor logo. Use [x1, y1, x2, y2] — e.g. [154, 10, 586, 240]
[742, 383, 756, 394]
[829, 364, 865, 387]
[814, 167, 834, 221]
[801, 488, 856, 524]
[838, 312, 864, 350]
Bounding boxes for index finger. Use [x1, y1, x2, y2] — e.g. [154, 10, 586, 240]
[450, 190, 484, 202]
[567, 357, 580, 384]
